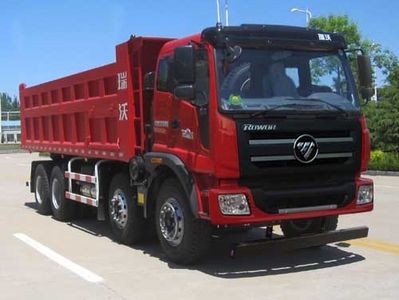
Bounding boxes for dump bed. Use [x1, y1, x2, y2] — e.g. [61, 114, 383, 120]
[20, 37, 171, 162]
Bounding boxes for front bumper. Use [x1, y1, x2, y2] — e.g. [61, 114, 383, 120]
[230, 226, 369, 257]
[206, 177, 373, 225]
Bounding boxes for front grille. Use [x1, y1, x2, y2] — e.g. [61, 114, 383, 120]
[249, 135, 354, 168]
[236, 117, 362, 214]
[236, 118, 361, 178]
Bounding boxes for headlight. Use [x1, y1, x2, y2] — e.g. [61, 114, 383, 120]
[357, 185, 373, 205]
[218, 194, 250, 215]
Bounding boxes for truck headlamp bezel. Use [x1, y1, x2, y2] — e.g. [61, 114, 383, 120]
[357, 185, 373, 205]
[218, 194, 251, 216]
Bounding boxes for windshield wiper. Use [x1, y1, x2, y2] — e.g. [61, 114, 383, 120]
[285, 97, 349, 116]
[250, 103, 306, 118]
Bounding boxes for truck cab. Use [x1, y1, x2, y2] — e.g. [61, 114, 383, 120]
[149, 25, 373, 228]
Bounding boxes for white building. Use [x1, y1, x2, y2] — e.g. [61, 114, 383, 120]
[0, 111, 21, 144]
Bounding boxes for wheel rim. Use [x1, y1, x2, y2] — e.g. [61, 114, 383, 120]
[159, 197, 184, 247]
[110, 189, 128, 229]
[51, 178, 60, 210]
[35, 175, 43, 205]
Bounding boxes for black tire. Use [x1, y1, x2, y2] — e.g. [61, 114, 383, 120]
[281, 215, 339, 238]
[50, 165, 76, 221]
[108, 173, 145, 244]
[155, 178, 211, 264]
[34, 164, 52, 215]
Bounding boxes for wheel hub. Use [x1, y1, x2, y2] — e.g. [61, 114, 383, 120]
[35, 175, 43, 204]
[110, 189, 128, 229]
[51, 178, 60, 210]
[159, 198, 184, 247]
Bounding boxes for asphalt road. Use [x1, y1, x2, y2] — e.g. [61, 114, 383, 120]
[0, 153, 398, 300]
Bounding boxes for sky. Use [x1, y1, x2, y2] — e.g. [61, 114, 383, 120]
[1, 0, 398, 97]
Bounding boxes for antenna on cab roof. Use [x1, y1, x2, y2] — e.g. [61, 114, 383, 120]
[225, 0, 229, 26]
[216, 0, 222, 29]
[216, 0, 230, 30]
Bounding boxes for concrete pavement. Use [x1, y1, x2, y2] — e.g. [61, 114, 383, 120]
[0, 153, 398, 299]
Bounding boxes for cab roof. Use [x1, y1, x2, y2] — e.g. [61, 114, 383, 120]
[201, 24, 347, 51]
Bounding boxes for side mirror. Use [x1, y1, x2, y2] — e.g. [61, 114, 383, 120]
[174, 45, 195, 84]
[174, 85, 195, 100]
[143, 72, 155, 91]
[357, 55, 374, 100]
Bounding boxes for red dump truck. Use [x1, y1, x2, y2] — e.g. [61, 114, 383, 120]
[21, 24, 374, 264]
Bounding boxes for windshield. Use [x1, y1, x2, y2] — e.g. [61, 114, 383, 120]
[216, 48, 360, 114]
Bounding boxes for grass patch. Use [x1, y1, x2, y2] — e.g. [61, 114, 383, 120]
[369, 150, 399, 171]
[0, 143, 21, 151]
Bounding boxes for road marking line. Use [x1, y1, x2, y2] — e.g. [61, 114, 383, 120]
[14, 233, 103, 283]
[357, 238, 399, 249]
[347, 239, 399, 255]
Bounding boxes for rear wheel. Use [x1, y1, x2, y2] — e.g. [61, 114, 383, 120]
[50, 166, 76, 221]
[281, 216, 339, 238]
[108, 173, 145, 244]
[155, 179, 211, 264]
[34, 164, 52, 215]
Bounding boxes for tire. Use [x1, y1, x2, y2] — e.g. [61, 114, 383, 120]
[34, 164, 52, 215]
[155, 178, 211, 264]
[322, 215, 339, 231]
[50, 165, 76, 221]
[108, 173, 145, 244]
[281, 216, 339, 238]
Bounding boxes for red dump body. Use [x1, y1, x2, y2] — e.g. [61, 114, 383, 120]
[20, 37, 172, 162]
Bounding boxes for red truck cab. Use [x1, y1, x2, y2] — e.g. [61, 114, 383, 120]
[149, 25, 373, 224]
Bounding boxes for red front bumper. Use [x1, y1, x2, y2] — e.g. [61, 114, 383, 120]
[205, 177, 373, 225]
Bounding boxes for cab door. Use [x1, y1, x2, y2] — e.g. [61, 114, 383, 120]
[153, 56, 175, 148]
[153, 49, 210, 154]
[172, 48, 210, 153]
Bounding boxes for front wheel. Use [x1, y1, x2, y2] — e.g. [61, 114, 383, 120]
[281, 215, 339, 238]
[156, 179, 211, 264]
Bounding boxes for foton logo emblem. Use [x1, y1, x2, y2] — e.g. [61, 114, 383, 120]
[293, 134, 319, 164]
[242, 124, 277, 131]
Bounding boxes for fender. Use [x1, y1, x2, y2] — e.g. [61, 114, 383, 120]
[144, 152, 200, 217]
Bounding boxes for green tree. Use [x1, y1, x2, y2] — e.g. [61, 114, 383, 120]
[0, 93, 19, 111]
[363, 87, 399, 152]
[1, 92, 20, 121]
[309, 15, 398, 86]
[310, 15, 399, 153]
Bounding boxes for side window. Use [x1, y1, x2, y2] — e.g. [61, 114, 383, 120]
[194, 49, 209, 105]
[285, 67, 300, 88]
[157, 58, 171, 92]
